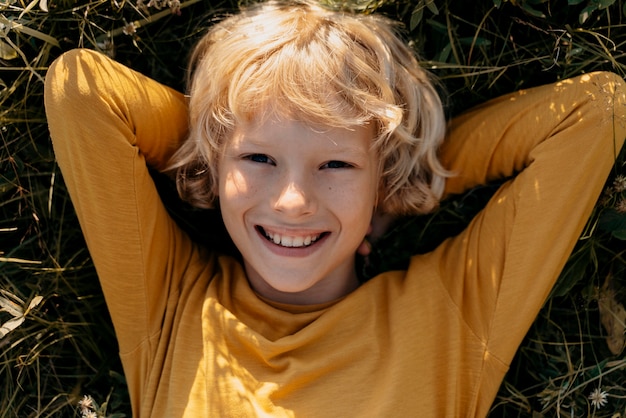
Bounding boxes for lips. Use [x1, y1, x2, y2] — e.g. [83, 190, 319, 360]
[257, 226, 327, 248]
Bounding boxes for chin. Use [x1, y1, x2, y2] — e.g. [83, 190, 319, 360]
[266, 278, 320, 295]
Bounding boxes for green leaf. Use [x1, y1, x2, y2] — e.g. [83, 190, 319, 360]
[597, 0, 615, 9]
[568, 0, 586, 4]
[598, 209, 626, 240]
[425, 18, 448, 33]
[612, 228, 626, 240]
[410, 6, 424, 31]
[425, 0, 439, 15]
[410, 0, 439, 31]
[565, 47, 583, 58]
[436, 43, 453, 63]
[552, 248, 590, 297]
[579, 4, 596, 23]
[587, 359, 609, 379]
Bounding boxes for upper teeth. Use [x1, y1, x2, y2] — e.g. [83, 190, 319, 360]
[265, 230, 320, 247]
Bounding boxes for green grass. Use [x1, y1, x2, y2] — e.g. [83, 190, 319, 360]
[2, 0, 626, 416]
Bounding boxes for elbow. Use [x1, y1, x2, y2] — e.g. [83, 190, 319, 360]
[580, 72, 626, 152]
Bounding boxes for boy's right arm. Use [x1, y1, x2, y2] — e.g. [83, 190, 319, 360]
[44, 49, 205, 354]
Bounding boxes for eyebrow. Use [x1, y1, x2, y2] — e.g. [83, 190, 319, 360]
[320, 136, 372, 156]
[325, 144, 369, 158]
[229, 125, 373, 158]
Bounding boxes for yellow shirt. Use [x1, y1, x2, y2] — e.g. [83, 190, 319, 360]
[45, 49, 626, 417]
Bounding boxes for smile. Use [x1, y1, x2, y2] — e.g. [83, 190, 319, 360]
[257, 226, 328, 248]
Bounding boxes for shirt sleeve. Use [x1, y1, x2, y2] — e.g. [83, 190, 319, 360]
[44, 49, 207, 354]
[435, 72, 626, 361]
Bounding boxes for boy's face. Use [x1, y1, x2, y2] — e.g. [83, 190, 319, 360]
[218, 114, 379, 305]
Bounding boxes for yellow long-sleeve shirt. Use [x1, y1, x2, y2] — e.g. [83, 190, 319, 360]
[44, 49, 626, 417]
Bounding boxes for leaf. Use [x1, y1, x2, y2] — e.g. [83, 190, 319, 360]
[410, 0, 425, 31]
[425, 18, 448, 34]
[587, 358, 609, 379]
[551, 248, 590, 297]
[597, 0, 615, 9]
[24, 295, 43, 315]
[598, 283, 626, 355]
[579, 5, 596, 23]
[0, 316, 25, 339]
[436, 43, 453, 63]
[598, 209, 626, 240]
[0, 295, 23, 317]
[425, 0, 439, 15]
[0, 39, 17, 60]
[565, 47, 583, 59]
[568, 0, 586, 4]
[410, 0, 438, 31]
[612, 229, 626, 240]
[410, 7, 424, 31]
[0, 295, 42, 339]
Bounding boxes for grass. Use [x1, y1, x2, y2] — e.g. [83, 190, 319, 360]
[1, 0, 626, 416]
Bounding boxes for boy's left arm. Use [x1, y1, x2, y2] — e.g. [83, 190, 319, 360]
[436, 72, 626, 363]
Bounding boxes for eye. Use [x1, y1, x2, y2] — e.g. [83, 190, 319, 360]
[321, 160, 353, 169]
[244, 154, 275, 165]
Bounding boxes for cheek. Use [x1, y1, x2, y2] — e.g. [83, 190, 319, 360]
[219, 161, 269, 208]
[328, 164, 379, 203]
[217, 166, 259, 237]
[354, 175, 380, 233]
[331, 180, 376, 230]
[220, 168, 250, 200]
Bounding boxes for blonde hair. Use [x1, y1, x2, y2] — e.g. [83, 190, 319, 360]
[167, 0, 450, 215]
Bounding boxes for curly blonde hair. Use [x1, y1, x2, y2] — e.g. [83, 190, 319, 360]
[167, 0, 450, 215]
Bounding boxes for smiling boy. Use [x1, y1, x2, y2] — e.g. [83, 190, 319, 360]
[220, 118, 378, 304]
[44, 0, 626, 416]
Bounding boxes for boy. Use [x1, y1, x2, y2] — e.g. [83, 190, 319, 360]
[44, 0, 626, 416]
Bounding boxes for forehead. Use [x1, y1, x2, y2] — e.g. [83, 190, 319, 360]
[228, 113, 376, 151]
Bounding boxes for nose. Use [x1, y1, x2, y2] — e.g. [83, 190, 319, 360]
[273, 180, 316, 217]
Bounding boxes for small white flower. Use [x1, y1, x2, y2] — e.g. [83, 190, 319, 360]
[78, 395, 94, 412]
[614, 175, 626, 192]
[588, 387, 608, 409]
[122, 22, 137, 36]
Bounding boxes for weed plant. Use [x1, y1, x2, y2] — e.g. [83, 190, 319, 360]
[1, 0, 626, 416]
